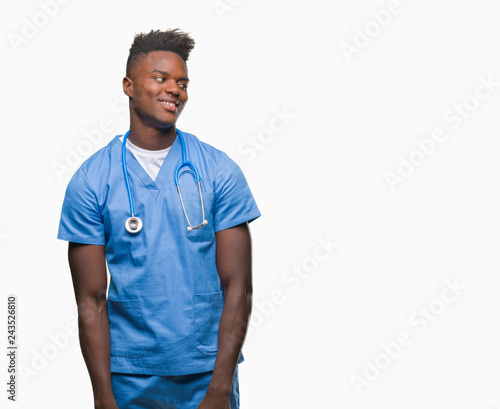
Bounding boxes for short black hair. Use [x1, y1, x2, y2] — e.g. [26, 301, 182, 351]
[126, 29, 195, 77]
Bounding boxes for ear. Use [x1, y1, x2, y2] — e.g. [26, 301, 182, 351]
[123, 76, 133, 98]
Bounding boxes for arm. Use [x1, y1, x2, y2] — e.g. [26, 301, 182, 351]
[198, 222, 253, 408]
[68, 242, 119, 409]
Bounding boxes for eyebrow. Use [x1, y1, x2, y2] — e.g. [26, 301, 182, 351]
[150, 70, 189, 82]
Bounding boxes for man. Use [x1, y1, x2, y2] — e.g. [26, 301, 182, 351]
[57, 29, 260, 409]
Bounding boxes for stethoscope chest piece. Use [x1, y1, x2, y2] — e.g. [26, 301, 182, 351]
[125, 216, 143, 234]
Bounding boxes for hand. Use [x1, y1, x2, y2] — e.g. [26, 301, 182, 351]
[197, 389, 231, 409]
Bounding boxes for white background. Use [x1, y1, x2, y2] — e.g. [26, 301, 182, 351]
[2, 0, 500, 408]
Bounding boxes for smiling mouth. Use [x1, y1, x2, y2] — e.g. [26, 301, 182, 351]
[158, 100, 179, 112]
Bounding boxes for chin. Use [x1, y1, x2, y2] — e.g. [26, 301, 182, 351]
[157, 117, 177, 129]
[152, 111, 177, 126]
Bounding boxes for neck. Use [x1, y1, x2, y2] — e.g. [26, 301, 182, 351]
[128, 121, 177, 151]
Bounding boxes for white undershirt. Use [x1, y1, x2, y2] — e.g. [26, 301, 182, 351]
[119, 135, 171, 181]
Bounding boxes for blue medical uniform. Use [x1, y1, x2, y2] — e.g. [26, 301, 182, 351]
[57, 130, 260, 405]
[111, 366, 240, 409]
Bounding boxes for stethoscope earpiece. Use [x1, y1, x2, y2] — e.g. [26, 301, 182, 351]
[186, 219, 208, 232]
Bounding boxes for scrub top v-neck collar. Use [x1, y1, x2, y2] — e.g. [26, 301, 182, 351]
[111, 132, 182, 200]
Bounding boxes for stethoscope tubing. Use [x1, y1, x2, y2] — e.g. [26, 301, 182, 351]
[122, 130, 136, 217]
[122, 129, 207, 233]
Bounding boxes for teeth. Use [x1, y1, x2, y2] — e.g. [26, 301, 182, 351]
[160, 100, 176, 107]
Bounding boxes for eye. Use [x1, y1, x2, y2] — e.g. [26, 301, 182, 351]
[154, 77, 165, 83]
[178, 83, 188, 91]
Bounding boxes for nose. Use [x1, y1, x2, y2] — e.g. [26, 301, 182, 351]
[164, 79, 180, 96]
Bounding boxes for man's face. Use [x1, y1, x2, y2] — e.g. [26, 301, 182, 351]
[124, 51, 189, 129]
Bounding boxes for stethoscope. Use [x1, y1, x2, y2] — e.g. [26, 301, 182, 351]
[122, 130, 208, 234]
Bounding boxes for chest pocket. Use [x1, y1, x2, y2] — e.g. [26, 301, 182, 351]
[181, 191, 215, 243]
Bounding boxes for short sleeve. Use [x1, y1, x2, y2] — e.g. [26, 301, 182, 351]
[213, 153, 261, 233]
[57, 168, 105, 245]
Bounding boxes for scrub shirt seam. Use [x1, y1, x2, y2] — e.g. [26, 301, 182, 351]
[214, 211, 261, 233]
[213, 151, 233, 203]
[80, 167, 105, 223]
[58, 206, 105, 243]
[213, 152, 261, 232]
[58, 167, 105, 244]
[57, 232, 105, 245]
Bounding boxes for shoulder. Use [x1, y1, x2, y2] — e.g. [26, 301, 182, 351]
[181, 130, 226, 158]
[76, 136, 119, 181]
[180, 130, 238, 170]
[65, 136, 119, 198]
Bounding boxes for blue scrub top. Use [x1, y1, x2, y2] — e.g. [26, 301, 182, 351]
[57, 130, 261, 376]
